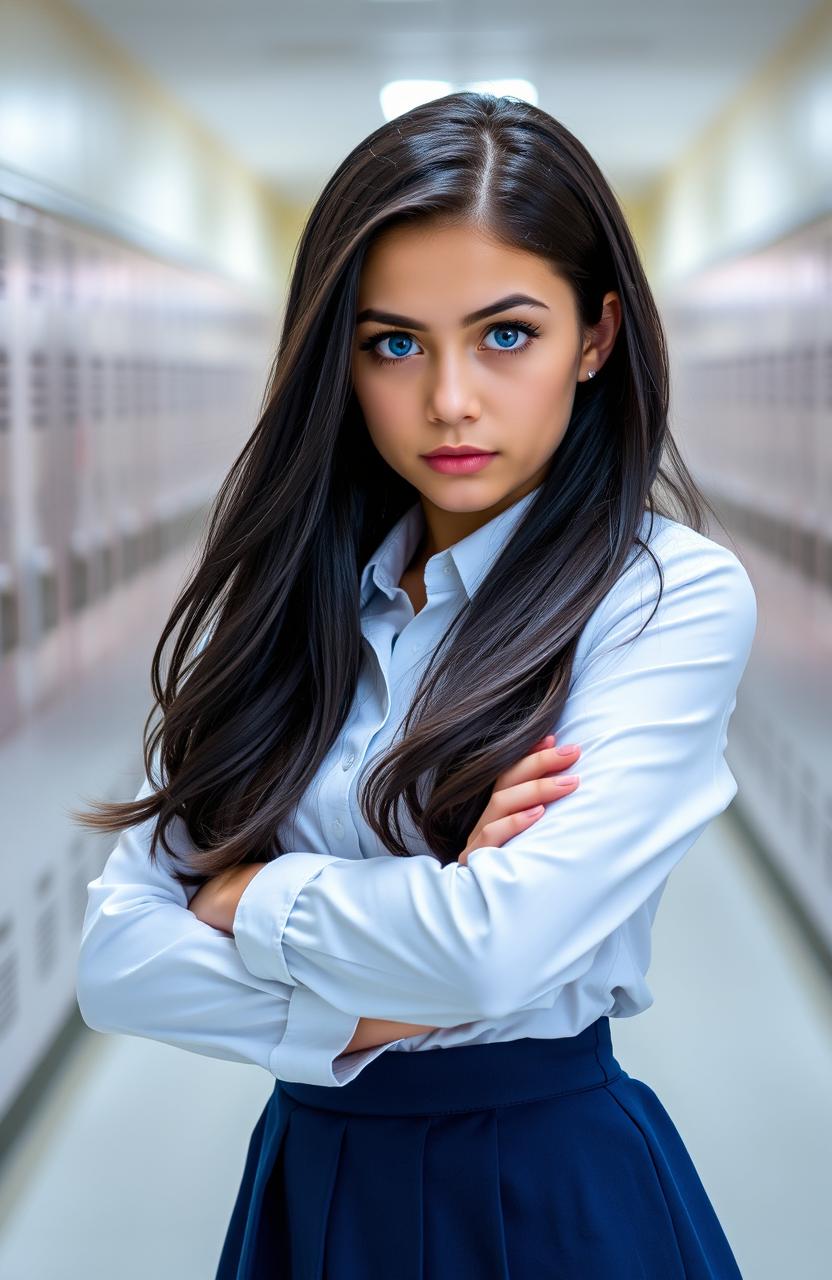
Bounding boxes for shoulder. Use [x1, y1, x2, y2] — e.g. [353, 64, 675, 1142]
[580, 512, 758, 667]
[647, 513, 756, 614]
[636, 512, 755, 598]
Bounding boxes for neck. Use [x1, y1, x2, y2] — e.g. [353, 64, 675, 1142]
[416, 473, 545, 562]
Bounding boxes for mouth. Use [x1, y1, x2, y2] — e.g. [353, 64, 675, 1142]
[421, 451, 498, 475]
[422, 446, 496, 458]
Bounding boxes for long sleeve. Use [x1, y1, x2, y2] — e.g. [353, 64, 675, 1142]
[232, 532, 758, 1024]
[76, 773, 408, 1085]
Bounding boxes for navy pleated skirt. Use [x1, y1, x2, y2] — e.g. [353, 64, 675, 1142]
[215, 1017, 743, 1279]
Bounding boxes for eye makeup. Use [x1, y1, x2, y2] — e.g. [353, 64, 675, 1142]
[359, 319, 542, 367]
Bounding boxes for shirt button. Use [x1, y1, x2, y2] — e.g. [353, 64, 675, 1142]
[333, 818, 344, 838]
[342, 750, 355, 770]
[443, 564, 452, 575]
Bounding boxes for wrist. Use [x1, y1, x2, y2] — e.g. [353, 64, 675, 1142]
[344, 1017, 437, 1054]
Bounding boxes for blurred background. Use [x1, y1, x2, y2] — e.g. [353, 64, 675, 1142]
[0, 1, 830, 1276]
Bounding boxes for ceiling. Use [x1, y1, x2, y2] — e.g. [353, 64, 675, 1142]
[69, 0, 820, 206]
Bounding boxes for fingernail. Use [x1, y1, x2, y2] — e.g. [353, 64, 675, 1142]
[556, 743, 578, 755]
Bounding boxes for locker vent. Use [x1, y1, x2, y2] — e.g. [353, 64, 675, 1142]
[114, 355, 129, 418]
[29, 350, 49, 430]
[90, 355, 105, 422]
[35, 902, 58, 979]
[62, 351, 80, 429]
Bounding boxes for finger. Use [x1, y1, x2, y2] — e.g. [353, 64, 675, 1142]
[462, 802, 547, 863]
[492, 737, 554, 790]
[478, 804, 549, 848]
[493, 741, 581, 792]
[487, 772, 579, 824]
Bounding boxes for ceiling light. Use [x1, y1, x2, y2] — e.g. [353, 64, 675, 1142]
[465, 79, 538, 105]
[380, 80, 454, 120]
[379, 77, 538, 122]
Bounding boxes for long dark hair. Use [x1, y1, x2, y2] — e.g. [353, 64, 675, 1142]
[70, 90, 718, 883]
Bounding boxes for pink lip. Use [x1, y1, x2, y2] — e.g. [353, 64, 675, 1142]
[422, 452, 497, 475]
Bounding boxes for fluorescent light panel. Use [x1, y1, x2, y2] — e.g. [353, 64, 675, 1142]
[380, 78, 538, 121]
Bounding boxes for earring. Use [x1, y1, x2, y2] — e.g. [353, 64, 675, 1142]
[586, 368, 596, 379]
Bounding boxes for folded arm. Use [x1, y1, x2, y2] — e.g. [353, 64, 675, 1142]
[75, 773, 417, 1085]
[233, 535, 758, 1024]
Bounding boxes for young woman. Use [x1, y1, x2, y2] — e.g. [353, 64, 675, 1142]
[74, 92, 756, 1278]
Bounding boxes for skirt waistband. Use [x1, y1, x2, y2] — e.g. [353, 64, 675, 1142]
[278, 1017, 622, 1117]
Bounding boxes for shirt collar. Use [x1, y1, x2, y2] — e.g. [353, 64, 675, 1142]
[359, 483, 543, 609]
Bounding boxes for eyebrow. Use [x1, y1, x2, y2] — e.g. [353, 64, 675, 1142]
[355, 292, 550, 330]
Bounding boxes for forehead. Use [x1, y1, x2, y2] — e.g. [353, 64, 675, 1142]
[358, 221, 571, 315]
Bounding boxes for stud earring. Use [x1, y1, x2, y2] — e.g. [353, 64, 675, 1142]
[586, 368, 596, 379]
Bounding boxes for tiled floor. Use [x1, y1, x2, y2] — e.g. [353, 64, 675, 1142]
[0, 805, 830, 1279]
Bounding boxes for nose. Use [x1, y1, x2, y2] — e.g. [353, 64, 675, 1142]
[426, 349, 481, 425]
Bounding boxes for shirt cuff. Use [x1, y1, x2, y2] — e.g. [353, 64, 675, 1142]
[233, 852, 342, 986]
[269, 982, 407, 1087]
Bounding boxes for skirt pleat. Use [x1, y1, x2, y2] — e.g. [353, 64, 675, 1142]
[215, 1017, 743, 1280]
[421, 1107, 512, 1279]
[318, 1112, 429, 1280]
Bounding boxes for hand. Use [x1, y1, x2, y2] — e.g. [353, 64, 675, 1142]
[458, 733, 581, 866]
[188, 863, 268, 934]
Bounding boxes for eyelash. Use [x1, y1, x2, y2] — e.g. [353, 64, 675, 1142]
[359, 319, 542, 367]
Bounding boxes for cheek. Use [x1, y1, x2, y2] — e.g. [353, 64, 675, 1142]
[354, 370, 411, 441]
[498, 356, 574, 425]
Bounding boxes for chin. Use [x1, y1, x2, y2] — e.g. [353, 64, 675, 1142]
[425, 484, 509, 510]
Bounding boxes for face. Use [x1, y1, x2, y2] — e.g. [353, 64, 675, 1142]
[350, 219, 620, 555]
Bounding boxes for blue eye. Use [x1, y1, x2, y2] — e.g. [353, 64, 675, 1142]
[483, 324, 534, 352]
[372, 333, 420, 361]
[360, 319, 541, 366]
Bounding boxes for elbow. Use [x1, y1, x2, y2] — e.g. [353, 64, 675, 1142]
[75, 951, 110, 1034]
[75, 975, 107, 1035]
[75, 935, 123, 1035]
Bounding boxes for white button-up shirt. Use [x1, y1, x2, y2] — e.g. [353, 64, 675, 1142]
[77, 484, 757, 1089]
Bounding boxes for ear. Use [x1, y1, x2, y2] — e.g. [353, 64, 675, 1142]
[578, 291, 621, 381]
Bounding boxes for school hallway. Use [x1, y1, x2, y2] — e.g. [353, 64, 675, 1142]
[2, 1, 831, 1276]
